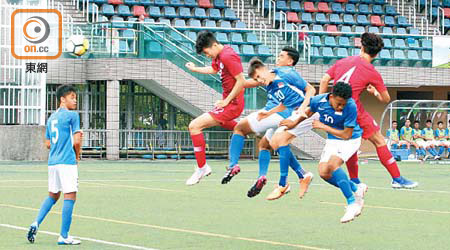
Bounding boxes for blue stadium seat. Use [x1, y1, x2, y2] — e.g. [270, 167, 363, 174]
[125, 17, 137, 28]
[194, 8, 208, 19]
[246, 33, 261, 45]
[396, 27, 407, 37]
[351, 48, 360, 56]
[340, 25, 352, 35]
[345, 4, 357, 14]
[101, 4, 115, 16]
[343, 14, 356, 25]
[372, 5, 384, 15]
[219, 20, 232, 32]
[163, 6, 177, 18]
[111, 16, 126, 28]
[394, 39, 406, 49]
[301, 13, 313, 24]
[241, 45, 257, 58]
[148, 6, 162, 17]
[93, 0, 107, 5]
[336, 48, 348, 58]
[203, 19, 217, 29]
[354, 26, 365, 34]
[421, 50, 432, 61]
[331, 3, 344, 13]
[385, 5, 399, 16]
[184, 0, 198, 7]
[291, 1, 302, 12]
[235, 21, 247, 32]
[383, 38, 393, 49]
[338, 36, 350, 47]
[170, 0, 183, 7]
[187, 19, 201, 29]
[224, 8, 239, 20]
[231, 33, 244, 44]
[214, 0, 226, 9]
[361, 0, 372, 4]
[168, 30, 183, 42]
[208, 8, 221, 20]
[229, 44, 240, 55]
[185, 31, 197, 41]
[257, 45, 272, 61]
[124, 0, 138, 5]
[356, 15, 370, 25]
[311, 36, 322, 46]
[409, 28, 420, 35]
[422, 39, 432, 50]
[154, 0, 168, 6]
[368, 27, 379, 33]
[397, 16, 411, 27]
[384, 16, 396, 26]
[444, 0, 450, 7]
[312, 24, 324, 32]
[393, 50, 406, 63]
[407, 50, 419, 61]
[216, 32, 229, 43]
[379, 49, 392, 60]
[315, 13, 329, 24]
[407, 38, 420, 50]
[374, 0, 385, 5]
[139, 0, 153, 6]
[348, 0, 360, 5]
[144, 17, 155, 23]
[359, 4, 369, 14]
[276, 1, 289, 11]
[157, 18, 171, 26]
[382, 27, 394, 36]
[324, 36, 336, 47]
[321, 47, 335, 58]
[178, 7, 193, 18]
[330, 14, 342, 24]
[174, 19, 187, 30]
[119, 40, 129, 53]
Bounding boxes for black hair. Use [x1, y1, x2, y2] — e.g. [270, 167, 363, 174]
[437, 121, 443, 125]
[195, 31, 218, 54]
[281, 46, 299, 66]
[414, 120, 420, 124]
[361, 32, 384, 57]
[248, 57, 265, 78]
[56, 85, 76, 103]
[392, 121, 397, 124]
[332, 82, 352, 100]
[426, 119, 432, 123]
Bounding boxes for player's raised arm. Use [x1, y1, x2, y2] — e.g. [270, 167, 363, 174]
[319, 73, 333, 94]
[257, 103, 286, 121]
[296, 83, 316, 117]
[243, 78, 262, 88]
[279, 107, 314, 130]
[366, 84, 390, 103]
[185, 62, 218, 74]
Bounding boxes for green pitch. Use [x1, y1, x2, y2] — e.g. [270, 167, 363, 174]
[1, 160, 450, 250]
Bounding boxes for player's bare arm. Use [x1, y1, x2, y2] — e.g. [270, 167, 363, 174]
[185, 62, 218, 74]
[313, 120, 354, 140]
[216, 73, 245, 108]
[296, 83, 316, 117]
[319, 73, 332, 94]
[367, 84, 390, 103]
[257, 103, 286, 121]
[73, 132, 82, 161]
[280, 107, 314, 129]
[243, 78, 262, 88]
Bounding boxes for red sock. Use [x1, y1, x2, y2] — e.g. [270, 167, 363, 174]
[221, 120, 237, 131]
[191, 133, 206, 168]
[346, 153, 359, 179]
[376, 145, 401, 178]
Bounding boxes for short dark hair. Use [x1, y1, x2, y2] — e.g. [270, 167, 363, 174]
[437, 121, 443, 125]
[414, 120, 420, 124]
[195, 31, 218, 54]
[392, 121, 397, 124]
[426, 119, 432, 123]
[56, 85, 76, 103]
[248, 57, 265, 78]
[332, 82, 352, 100]
[361, 32, 384, 57]
[281, 46, 299, 66]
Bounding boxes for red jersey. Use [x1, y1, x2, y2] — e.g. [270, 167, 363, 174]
[327, 56, 387, 114]
[211, 46, 244, 105]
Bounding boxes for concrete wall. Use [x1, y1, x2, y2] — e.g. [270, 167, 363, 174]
[0, 126, 48, 161]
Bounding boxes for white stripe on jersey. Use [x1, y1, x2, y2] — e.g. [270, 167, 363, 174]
[286, 84, 305, 98]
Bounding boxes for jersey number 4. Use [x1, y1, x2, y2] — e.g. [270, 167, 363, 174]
[336, 66, 356, 84]
[51, 120, 59, 143]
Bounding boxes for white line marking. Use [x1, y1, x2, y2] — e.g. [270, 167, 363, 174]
[81, 182, 186, 193]
[0, 223, 158, 250]
[320, 202, 450, 215]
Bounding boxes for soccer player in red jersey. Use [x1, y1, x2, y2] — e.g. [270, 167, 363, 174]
[319, 32, 418, 189]
[184, 31, 245, 186]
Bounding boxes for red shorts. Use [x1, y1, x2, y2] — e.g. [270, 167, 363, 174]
[209, 102, 244, 130]
[357, 111, 380, 140]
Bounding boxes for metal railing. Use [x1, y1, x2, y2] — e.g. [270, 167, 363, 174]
[437, 7, 445, 35]
[408, 5, 417, 28]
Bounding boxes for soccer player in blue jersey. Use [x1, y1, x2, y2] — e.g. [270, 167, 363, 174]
[435, 121, 449, 158]
[280, 83, 367, 223]
[422, 119, 440, 160]
[27, 85, 82, 245]
[248, 58, 320, 200]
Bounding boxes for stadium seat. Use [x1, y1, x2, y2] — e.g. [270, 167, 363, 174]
[163, 6, 176, 18]
[394, 39, 406, 49]
[241, 45, 256, 57]
[199, 0, 213, 8]
[359, 4, 369, 14]
[385, 5, 399, 16]
[291, 1, 302, 12]
[276, 1, 289, 11]
[234, 21, 247, 32]
[93, 0, 108, 5]
[345, 4, 357, 14]
[338, 36, 350, 47]
[311, 36, 322, 46]
[368, 26, 379, 33]
[143, 17, 155, 23]
[326, 24, 338, 34]
[422, 51, 432, 61]
[370, 15, 384, 26]
[315, 13, 329, 24]
[318, 2, 332, 13]
[203, 19, 217, 29]
[335, 0, 348, 3]
[304, 2, 318, 12]
[178, 7, 193, 19]
[125, 16, 137, 28]
[124, 0, 138, 5]
[219, 20, 232, 32]
[215, 32, 229, 43]
[340, 25, 352, 35]
[101, 4, 115, 15]
[353, 37, 361, 47]
[174, 19, 187, 29]
[374, 0, 385, 5]
[231, 33, 244, 44]
[169, 0, 183, 7]
[246, 33, 262, 45]
[409, 28, 420, 35]
[422, 39, 432, 50]
[194, 8, 208, 19]
[397, 16, 412, 27]
[312, 24, 324, 32]
[330, 14, 343, 24]
[287, 12, 301, 23]
[407, 38, 420, 50]
[301, 13, 313, 23]
[111, 16, 126, 27]
[208, 8, 222, 20]
[154, 0, 168, 6]
[184, 0, 197, 7]
[343, 14, 355, 25]
[214, 0, 226, 9]
[185, 31, 196, 41]
[168, 30, 182, 41]
[187, 19, 201, 29]
[132, 6, 147, 16]
[108, 0, 123, 5]
[382, 27, 394, 36]
[321, 47, 335, 58]
[354, 26, 365, 34]
[444, 0, 450, 7]
[336, 48, 348, 58]
[356, 15, 370, 25]
[224, 8, 239, 20]
[148, 6, 162, 17]
[324, 36, 336, 47]
[383, 38, 393, 49]
[379, 49, 392, 60]
[139, 0, 152, 6]
[117, 5, 132, 16]
[372, 5, 384, 15]
[257, 45, 272, 61]
[396, 28, 407, 37]
[331, 3, 344, 13]
[384, 16, 395, 26]
[157, 18, 171, 26]
[119, 40, 130, 53]
[407, 50, 419, 61]
[393, 50, 406, 63]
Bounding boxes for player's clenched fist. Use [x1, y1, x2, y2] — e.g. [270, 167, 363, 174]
[185, 62, 195, 71]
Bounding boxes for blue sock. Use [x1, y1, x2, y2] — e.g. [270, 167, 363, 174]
[228, 134, 245, 168]
[331, 168, 356, 205]
[258, 150, 271, 177]
[392, 144, 398, 149]
[428, 148, 436, 156]
[324, 174, 339, 188]
[350, 178, 361, 184]
[420, 148, 426, 156]
[61, 200, 75, 238]
[289, 152, 304, 179]
[432, 148, 439, 156]
[401, 144, 407, 149]
[35, 197, 56, 226]
[278, 146, 290, 187]
[349, 180, 358, 192]
[438, 146, 445, 155]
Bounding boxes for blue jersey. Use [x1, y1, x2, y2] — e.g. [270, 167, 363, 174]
[265, 68, 308, 113]
[310, 93, 362, 140]
[45, 108, 81, 166]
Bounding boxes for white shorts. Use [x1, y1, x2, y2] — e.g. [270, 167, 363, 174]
[424, 140, 438, 147]
[48, 164, 79, 194]
[319, 138, 362, 163]
[247, 110, 284, 135]
[437, 140, 450, 147]
[274, 112, 320, 137]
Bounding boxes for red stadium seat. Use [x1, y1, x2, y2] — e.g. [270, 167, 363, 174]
[198, 0, 213, 8]
[444, 8, 450, 18]
[354, 37, 361, 47]
[370, 15, 384, 26]
[326, 24, 338, 35]
[132, 6, 148, 17]
[318, 2, 332, 13]
[334, 0, 348, 3]
[108, 0, 124, 5]
[287, 12, 301, 23]
[304, 2, 318, 12]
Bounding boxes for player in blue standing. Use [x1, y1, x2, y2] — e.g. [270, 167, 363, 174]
[248, 58, 320, 200]
[27, 85, 83, 245]
[280, 83, 367, 223]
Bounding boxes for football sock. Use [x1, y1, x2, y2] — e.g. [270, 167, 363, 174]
[278, 146, 290, 187]
[427, 148, 436, 156]
[392, 144, 398, 149]
[229, 134, 245, 168]
[376, 145, 401, 178]
[60, 200, 75, 239]
[289, 151, 304, 179]
[438, 146, 445, 156]
[331, 168, 356, 205]
[191, 133, 206, 168]
[346, 153, 359, 180]
[258, 150, 271, 177]
[35, 196, 56, 226]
